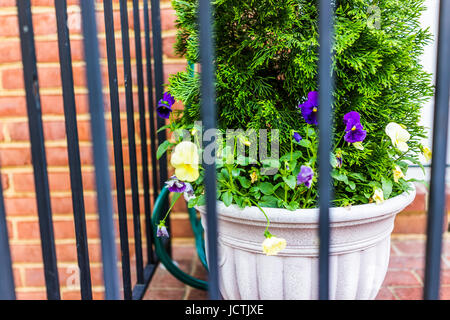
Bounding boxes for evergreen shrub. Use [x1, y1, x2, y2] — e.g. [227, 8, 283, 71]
[158, 0, 433, 226]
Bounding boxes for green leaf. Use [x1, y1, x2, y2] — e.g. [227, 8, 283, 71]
[156, 140, 173, 160]
[259, 195, 278, 208]
[280, 151, 302, 162]
[396, 161, 409, 172]
[348, 181, 356, 190]
[406, 178, 429, 189]
[236, 155, 249, 166]
[187, 197, 198, 208]
[283, 175, 297, 190]
[157, 124, 171, 133]
[348, 172, 367, 182]
[368, 181, 381, 189]
[235, 196, 244, 208]
[286, 201, 300, 211]
[403, 156, 426, 174]
[288, 160, 297, 173]
[261, 158, 280, 169]
[299, 139, 312, 148]
[330, 153, 338, 168]
[216, 172, 226, 182]
[258, 182, 274, 195]
[237, 176, 251, 188]
[221, 168, 230, 180]
[231, 168, 243, 177]
[331, 170, 349, 184]
[291, 150, 303, 160]
[306, 127, 315, 136]
[196, 194, 205, 206]
[222, 191, 233, 206]
[381, 176, 393, 199]
[249, 186, 260, 193]
[273, 182, 284, 191]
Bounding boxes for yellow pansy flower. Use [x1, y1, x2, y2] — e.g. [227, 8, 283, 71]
[385, 122, 410, 152]
[373, 188, 384, 205]
[393, 166, 405, 183]
[170, 141, 200, 182]
[262, 236, 286, 256]
[250, 171, 258, 184]
[422, 146, 432, 162]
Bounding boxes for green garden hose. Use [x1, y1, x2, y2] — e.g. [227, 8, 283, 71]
[152, 186, 208, 291]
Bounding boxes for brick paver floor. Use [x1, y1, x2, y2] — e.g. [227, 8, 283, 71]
[143, 233, 450, 300]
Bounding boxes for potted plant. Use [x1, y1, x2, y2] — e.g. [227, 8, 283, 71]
[155, 0, 433, 299]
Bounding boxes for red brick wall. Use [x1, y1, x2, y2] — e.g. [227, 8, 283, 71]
[0, 0, 191, 299]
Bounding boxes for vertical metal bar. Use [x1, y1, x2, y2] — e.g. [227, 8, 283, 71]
[198, 0, 220, 300]
[54, 0, 93, 300]
[79, 0, 120, 300]
[16, 0, 61, 300]
[150, 0, 168, 191]
[150, 0, 170, 256]
[132, 0, 151, 279]
[0, 167, 15, 300]
[317, 0, 333, 300]
[143, 0, 157, 264]
[103, 0, 133, 300]
[118, 0, 145, 284]
[133, 0, 153, 269]
[424, 0, 450, 301]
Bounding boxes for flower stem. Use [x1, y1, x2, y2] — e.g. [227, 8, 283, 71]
[290, 130, 293, 162]
[250, 199, 270, 233]
[333, 130, 345, 152]
[160, 192, 182, 224]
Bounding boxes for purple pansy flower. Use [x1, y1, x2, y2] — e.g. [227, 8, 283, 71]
[343, 111, 367, 143]
[344, 123, 367, 143]
[297, 165, 314, 188]
[298, 91, 319, 125]
[156, 92, 175, 119]
[163, 92, 175, 106]
[183, 183, 195, 202]
[157, 225, 169, 238]
[343, 111, 361, 131]
[165, 175, 186, 193]
[293, 132, 302, 143]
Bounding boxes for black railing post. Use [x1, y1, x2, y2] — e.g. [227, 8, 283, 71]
[118, 0, 145, 287]
[132, 0, 148, 285]
[79, 0, 120, 300]
[424, 0, 450, 300]
[0, 167, 15, 300]
[143, 0, 158, 264]
[317, 0, 334, 300]
[54, 0, 92, 300]
[198, 0, 220, 300]
[150, 0, 168, 192]
[103, 0, 133, 300]
[150, 0, 171, 256]
[17, 0, 60, 300]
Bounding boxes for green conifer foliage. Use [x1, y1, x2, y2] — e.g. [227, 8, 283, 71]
[168, 0, 433, 207]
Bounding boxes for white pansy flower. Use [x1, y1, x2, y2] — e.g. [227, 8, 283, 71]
[385, 122, 410, 152]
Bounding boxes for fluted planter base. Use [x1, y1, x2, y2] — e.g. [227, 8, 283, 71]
[197, 186, 416, 300]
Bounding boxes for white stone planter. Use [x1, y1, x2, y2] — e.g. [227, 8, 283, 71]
[197, 186, 416, 300]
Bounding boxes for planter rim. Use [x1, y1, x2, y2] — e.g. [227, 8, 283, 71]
[196, 184, 416, 225]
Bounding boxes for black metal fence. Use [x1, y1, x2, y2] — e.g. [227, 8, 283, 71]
[0, 0, 449, 300]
